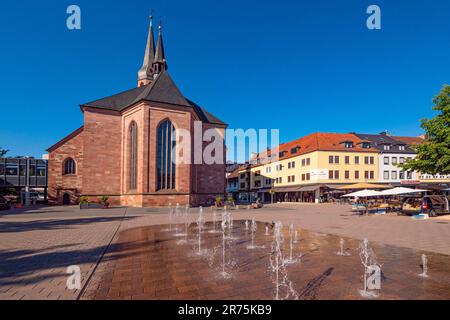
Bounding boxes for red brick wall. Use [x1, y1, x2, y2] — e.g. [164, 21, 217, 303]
[48, 129, 84, 205]
[82, 108, 122, 196]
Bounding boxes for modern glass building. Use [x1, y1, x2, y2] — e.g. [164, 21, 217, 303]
[0, 157, 48, 201]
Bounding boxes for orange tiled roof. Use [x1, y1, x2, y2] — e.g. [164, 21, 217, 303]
[251, 132, 378, 167]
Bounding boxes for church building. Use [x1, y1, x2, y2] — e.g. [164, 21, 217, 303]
[47, 18, 227, 207]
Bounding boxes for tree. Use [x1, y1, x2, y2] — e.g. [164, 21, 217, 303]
[0, 147, 8, 157]
[400, 85, 450, 175]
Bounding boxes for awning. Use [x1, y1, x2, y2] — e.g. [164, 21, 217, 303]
[298, 185, 320, 192]
[274, 186, 302, 193]
[337, 183, 391, 190]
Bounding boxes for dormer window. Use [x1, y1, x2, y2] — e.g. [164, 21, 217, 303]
[361, 142, 371, 149]
[343, 141, 354, 148]
[399, 145, 405, 151]
[383, 144, 391, 151]
[279, 151, 287, 158]
[290, 146, 300, 154]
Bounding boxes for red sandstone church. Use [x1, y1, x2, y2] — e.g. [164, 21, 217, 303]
[47, 18, 227, 207]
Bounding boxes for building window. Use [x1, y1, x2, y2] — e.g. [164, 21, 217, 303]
[288, 161, 295, 169]
[399, 157, 405, 164]
[329, 156, 339, 164]
[355, 171, 359, 179]
[345, 171, 350, 179]
[370, 171, 374, 180]
[329, 170, 339, 180]
[156, 119, 176, 191]
[240, 183, 245, 189]
[240, 173, 246, 179]
[364, 171, 369, 179]
[254, 181, 261, 188]
[370, 157, 375, 165]
[362, 142, 371, 149]
[383, 145, 391, 151]
[364, 156, 369, 165]
[306, 158, 310, 166]
[392, 171, 398, 180]
[407, 171, 412, 179]
[306, 173, 310, 180]
[399, 171, 405, 179]
[344, 141, 354, 148]
[384, 157, 389, 165]
[63, 158, 76, 175]
[345, 156, 350, 164]
[399, 145, 405, 151]
[128, 122, 139, 190]
[255, 170, 261, 176]
[265, 167, 271, 174]
[355, 156, 360, 165]
[384, 171, 389, 180]
[392, 157, 398, 165]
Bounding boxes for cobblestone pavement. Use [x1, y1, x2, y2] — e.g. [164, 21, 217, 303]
[1, 203, 450, 300]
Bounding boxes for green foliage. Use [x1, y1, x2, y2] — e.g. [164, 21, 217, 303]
[0, 147, 8, 157]
[400, 85, 450, 175]
[98, 195, 109, 205]
[79, 196, 89, 205]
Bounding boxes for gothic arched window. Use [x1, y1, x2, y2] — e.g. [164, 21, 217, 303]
[128, 121, 138, 190]
[156, 119, 176, 190]
[63, 158, 76, 175]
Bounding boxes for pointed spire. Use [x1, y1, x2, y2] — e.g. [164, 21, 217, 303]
[137, 15, 156, 86]
[153, 18, 167, 77]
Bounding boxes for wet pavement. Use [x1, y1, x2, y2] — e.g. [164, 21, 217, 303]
[83, 220, 450, 300]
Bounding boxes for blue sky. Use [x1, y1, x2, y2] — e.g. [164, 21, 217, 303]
[1, 0, 449, 158]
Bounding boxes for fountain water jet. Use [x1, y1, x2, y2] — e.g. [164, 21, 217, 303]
[283, 224, 300, 264]
[359, 238, 381, 298]
[247, 218, 257, 249]
[336, 238, 350, 256]
[195, 206, 207, 255]
[269, 222, 299, 300]
[419, 254, 429, 278]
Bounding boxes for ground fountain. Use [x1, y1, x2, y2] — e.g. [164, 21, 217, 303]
[359, 238, 381, 298]
[208, 210, 221, 234]
[195, 206, 207, 256]
[247, 218, 258, 249]
[269, 222, 299, 300]
[419, 254, 429, 278]
[293, 230, 299, 244]
[336, 238, 350, 256]
[283, 224, 300, 264]
[162, 203, 173, 232]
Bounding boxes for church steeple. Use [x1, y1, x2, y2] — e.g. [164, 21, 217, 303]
[137, 16, 156, 87]
[152, 19, 167, 77]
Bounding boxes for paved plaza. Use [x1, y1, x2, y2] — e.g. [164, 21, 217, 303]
[1, 203, 450, 300]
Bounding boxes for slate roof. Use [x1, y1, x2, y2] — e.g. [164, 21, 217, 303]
[80, 71, 226, 126]
[354, 133, 416, 154]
